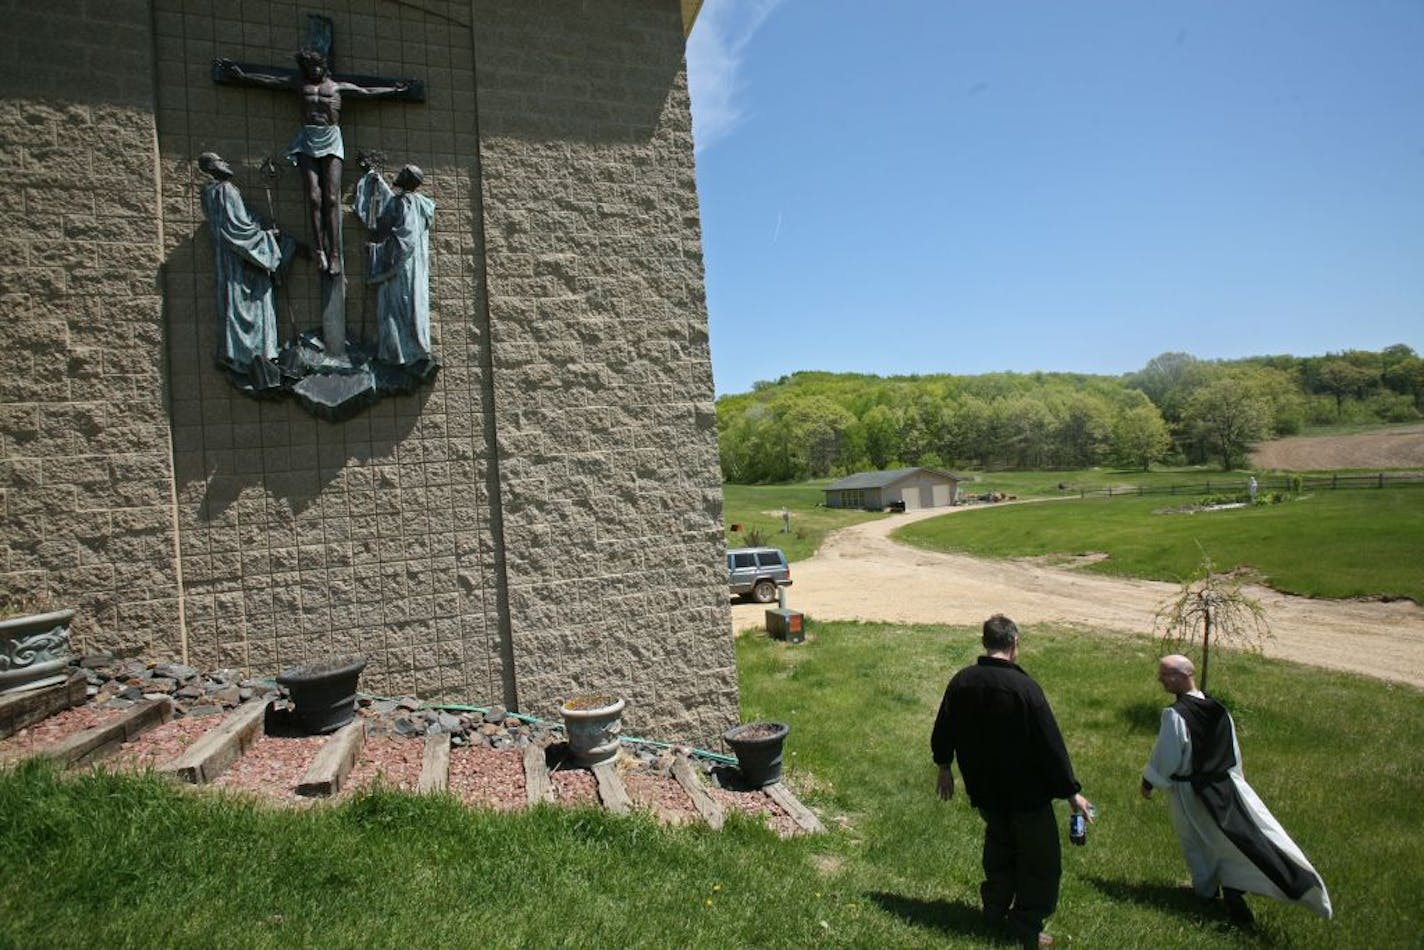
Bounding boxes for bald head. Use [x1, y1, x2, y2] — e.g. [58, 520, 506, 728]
[1157, 654, 1197, 696]
[198, 152, 232, 180]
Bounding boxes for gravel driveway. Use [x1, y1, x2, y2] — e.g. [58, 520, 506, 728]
[731, 502, 1424, 688]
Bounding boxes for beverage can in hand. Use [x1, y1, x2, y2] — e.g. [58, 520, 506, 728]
[1069, 812, 1087, 846]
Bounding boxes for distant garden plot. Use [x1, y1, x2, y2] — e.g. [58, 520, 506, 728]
[894, 487, 1424, 603]
[1250, 423, 1424, 470]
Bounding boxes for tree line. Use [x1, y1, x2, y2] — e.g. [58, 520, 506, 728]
[717, 345, 1424, 483]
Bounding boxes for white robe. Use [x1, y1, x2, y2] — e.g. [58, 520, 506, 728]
[1144, 691, 1332, 919]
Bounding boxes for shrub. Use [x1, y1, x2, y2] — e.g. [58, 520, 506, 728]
[1156, 550, 1271, 690]
[1372, 391, 1421, 423]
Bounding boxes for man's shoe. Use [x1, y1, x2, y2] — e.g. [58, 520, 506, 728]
[1222, 888, 1255, 926]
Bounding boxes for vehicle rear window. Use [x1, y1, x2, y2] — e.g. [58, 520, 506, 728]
[732, 553, 757, 568]
[755, 552, 783, 567]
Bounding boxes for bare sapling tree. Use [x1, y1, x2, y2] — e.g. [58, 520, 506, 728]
[1154, 549, 1271, 691]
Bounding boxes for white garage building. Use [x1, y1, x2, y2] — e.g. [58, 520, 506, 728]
[823, 467, 962, 511]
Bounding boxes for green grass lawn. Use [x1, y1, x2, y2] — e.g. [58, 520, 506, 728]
[2, 624, 1419, 946]
[895, 487, 1424, 602]
[722, 481, 887, 562]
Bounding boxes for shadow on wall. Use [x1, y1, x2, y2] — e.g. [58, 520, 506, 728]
[163, 219, 431, 521]
[473, 0, 685, 144]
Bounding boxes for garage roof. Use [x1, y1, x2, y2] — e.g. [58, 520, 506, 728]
[825, 467, 961, 490]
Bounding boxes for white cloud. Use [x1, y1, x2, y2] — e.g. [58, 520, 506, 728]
[686, 0, 785, 152]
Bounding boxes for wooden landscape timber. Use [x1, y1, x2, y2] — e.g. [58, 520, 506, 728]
[0, 672, 87, 741]
[671, 754, 725, 830]
[296, 719, 366, 797]
[39, 698, 172, 767]
[591, 760, 632, 816]
[418, 733, 451, 794]
[162, 698, 271, 785]
[522, 742, 554, 804]
[764, 781, 826, 835]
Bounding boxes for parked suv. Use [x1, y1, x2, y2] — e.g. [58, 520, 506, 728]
[727, 547, 792, 603]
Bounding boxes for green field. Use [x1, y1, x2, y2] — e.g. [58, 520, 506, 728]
[3, 623, 1419, 946]
[895, 487, 1424, 602]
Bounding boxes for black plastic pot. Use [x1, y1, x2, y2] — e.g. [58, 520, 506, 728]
[276, 656, 367, 734]
[723, 721, 790, 788]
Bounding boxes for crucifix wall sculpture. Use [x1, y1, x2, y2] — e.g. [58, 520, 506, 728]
[204, 14, 437, 420]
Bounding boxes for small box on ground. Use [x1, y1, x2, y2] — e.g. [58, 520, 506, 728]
[765, 608, 805, 643]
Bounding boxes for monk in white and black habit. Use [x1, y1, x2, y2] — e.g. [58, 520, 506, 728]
[1141, 655, 1332, 924]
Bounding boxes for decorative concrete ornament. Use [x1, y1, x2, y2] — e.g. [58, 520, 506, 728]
[560, 694, 626, 765]
[0, 609, 76, 695]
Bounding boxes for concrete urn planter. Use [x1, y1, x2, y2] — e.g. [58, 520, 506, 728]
[0, 609, 76, 695]
[276, 656, 367, 734]
[724, 721, 790, 788]
[560, 694, 625, 765]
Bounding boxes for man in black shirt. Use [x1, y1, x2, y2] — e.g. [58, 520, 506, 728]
[932, 615, 1093, 949]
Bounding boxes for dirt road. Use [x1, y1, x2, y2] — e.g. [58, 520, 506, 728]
[731, 503, 1424, 688]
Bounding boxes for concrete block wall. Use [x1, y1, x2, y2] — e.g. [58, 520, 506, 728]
[473, 0, 736, 741]
[154, 0, 501, 700]
[0, 0, 736, 746]
[0, 3, 185, 659]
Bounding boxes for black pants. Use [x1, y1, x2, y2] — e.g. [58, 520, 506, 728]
[978, 804, 1061, 938]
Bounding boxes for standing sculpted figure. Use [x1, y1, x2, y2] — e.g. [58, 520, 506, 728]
[197, 152, 295, 388]
[354, 159, 436, 371]
[214, 50, 409, 276]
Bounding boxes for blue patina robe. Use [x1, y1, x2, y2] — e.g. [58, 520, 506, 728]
[354, 170, 435, 366]
[200, 180, 292, 372]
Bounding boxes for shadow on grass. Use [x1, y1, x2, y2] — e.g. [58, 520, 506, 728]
[866, 893, 1016, 945]
[1119, 700, 1164, 733]
[1084, 875, 1211, 920]
[1085, 877, 1283, 944]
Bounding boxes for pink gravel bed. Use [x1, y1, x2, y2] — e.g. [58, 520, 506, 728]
[448, 745, 525, 811]
[709, 785, 800, 837]
[211, 734, 327, 804]
[550, 765, 598, 806]
[342, 736, 425, 795]
[623, 770, 698, 825]
[0, 704, 120, 762]
[0, 695, 811, 837]
[97, 715, 216, 772]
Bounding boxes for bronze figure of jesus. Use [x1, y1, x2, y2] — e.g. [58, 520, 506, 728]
[214, 50, 412, 276]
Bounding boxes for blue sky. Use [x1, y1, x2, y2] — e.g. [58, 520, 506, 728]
[687, 1, 1424, 396]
